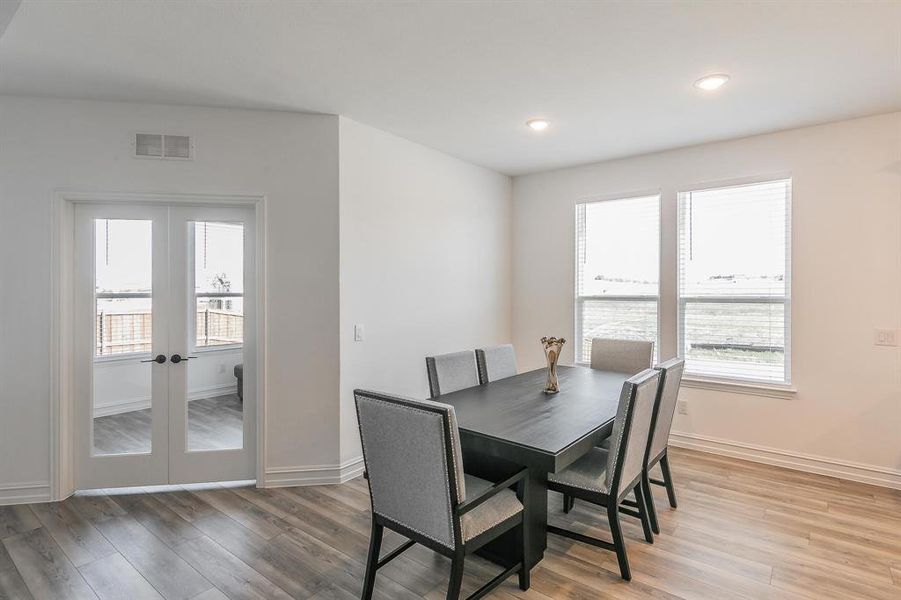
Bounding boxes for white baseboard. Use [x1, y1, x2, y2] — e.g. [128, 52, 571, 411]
[94, 397, 150, 417]
[669, 431, 901, 490]
[93, 383, 239, 417]
[187, 383, 238, 401]
[263, 457, 365, 487]
[0, 481, 51, 505]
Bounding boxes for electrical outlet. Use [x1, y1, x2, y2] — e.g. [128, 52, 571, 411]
[678, 401, 689, 415]
[874, 328, 899, 347]
[354, 324, 365, 342]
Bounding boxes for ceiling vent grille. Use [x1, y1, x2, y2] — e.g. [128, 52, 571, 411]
[135, 133, 193, 160]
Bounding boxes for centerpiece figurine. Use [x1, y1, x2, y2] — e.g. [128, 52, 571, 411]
[540, 336, 566, 394]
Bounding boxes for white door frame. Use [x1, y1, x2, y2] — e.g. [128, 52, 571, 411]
[50, 190, 267, 500]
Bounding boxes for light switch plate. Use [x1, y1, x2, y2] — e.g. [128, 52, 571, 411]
[874, 328, 899, 347]
[354, 324, 365, 342]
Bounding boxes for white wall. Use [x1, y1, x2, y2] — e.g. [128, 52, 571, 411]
[338, 118, 513, 465]
[0, 96, 341, 498]
[512, 112, 901, 486]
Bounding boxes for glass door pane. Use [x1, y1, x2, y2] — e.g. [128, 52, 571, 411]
[187, 221, 245, 451]
[92, 219, 154, 455]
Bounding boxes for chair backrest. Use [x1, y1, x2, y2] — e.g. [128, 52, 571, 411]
[475, 344, 517, 384]
[648, 358, 685, 461]
[426, 350, 480, 397]
[590, 338, 654, 375]
[604, 369, 661, 495]
[354, 390, 466, 549]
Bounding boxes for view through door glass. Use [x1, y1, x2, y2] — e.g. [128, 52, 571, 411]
[92, 219, 153, 455]
[187, 220, 245, 451]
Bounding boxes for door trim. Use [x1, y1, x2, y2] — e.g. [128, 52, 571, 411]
[51, 190, 268, 500]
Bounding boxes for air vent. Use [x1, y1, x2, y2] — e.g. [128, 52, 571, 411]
[135, 133, 193, 160]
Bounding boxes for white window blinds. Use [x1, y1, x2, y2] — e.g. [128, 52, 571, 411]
[576, 195, 660, 364]
[678, 179, 791, 383]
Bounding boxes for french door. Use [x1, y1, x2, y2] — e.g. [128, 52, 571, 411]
[74, 203, 256, 489]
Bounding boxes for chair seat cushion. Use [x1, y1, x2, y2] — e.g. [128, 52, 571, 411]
[461, 474, 523, 541]
[548, 447, 610, 494]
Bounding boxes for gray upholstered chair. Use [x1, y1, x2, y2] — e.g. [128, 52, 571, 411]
[547, 369, 661, 581]
[426, 350, 480, 397]
[475, 344, 518, 384]
[354, 390, 530, 599]
[593, 358, 684, 535]
[589, 338, 654, 375]
[641, 358, 685, 533]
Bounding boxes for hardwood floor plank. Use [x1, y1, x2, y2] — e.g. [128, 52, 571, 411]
[0, 539, 16, 574]
[78, 553, 163, 600]
[147, 491, 217, 524]
[109, 494, 204, 547]
[0, 565, 35, 600]
[187, 490, 287, 540]
[172, 535, 292, 600]
[29, 502, 115, 567]
[0, 508, 41, 540]
[771, 563, 901, 600]
[191, 511, 326, 599]
[2, 528, 97, 599]
[188, 589, 229, 600]
[273, 526, 421, 600]
[90, 516, 212, 600]
[67, 496, 127, 525]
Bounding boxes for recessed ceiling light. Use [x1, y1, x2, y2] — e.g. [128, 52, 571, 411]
[527, 118, 549, 131]
[694, 74, 730, 91]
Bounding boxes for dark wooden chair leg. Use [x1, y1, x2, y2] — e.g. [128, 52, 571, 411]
[563, 493, 574, 513]
[659, 451, 678, 508]
[606, 502, 631, 581]
[446, 552, 465, 600]
[518, 520, 530, 590]
[362, 521, 383, 600]
[633, 483, 654, 544]
[642, 470, 660, 534]
[519, 476, 531, 591]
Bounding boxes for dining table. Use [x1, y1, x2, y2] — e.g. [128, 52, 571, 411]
[437, 364, 629, 570]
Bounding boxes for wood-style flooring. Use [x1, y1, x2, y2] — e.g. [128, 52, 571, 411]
[93, 394, 244, 455]
[1, 448, 899, 599]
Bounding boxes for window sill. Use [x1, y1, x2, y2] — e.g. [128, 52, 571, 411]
[192, 344, 243, 355]
[681, 376, 796, 400]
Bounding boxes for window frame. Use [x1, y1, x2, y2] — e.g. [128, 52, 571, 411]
[675, 174, 793, 387]
[573, 190, 663, 366]
[188, 221, 246, 355]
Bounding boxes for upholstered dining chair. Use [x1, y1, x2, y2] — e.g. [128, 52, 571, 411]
[590, 338, 654, 375]
[426, 350, 480, 397]
[475, 344, 518, 384]
[582, 358, 685, 536]
[638, 358, 684, 533]
[547, 369, 661, 581]
[355, 390, 530, 600]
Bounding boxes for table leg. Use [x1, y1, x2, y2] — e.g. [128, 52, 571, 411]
[461, 450, 547, 569]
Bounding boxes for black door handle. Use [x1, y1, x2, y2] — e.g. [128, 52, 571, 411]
[141, 354, 167, 364]
[169, 354, 198, 364]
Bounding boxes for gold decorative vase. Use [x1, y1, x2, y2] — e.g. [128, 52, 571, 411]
[540, 336, 566, 394]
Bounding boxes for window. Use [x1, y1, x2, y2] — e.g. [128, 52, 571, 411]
[95, 219, 153, 357]
[193, 221, 244, 350]
[678, 179, 791, 384]
[575, 195, 660, 364]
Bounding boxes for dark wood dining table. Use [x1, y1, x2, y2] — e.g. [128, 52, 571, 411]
[437, 365, 628, 569]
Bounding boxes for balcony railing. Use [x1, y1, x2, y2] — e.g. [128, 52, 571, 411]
[96, 309, 243, 356]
